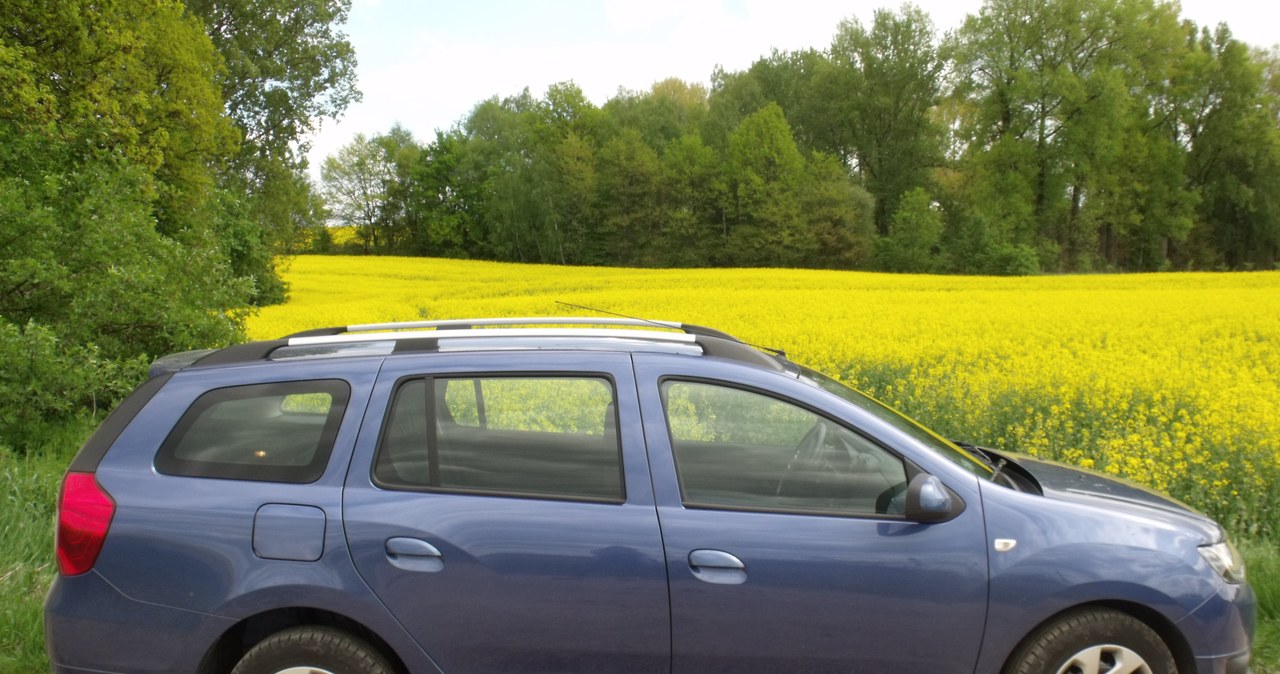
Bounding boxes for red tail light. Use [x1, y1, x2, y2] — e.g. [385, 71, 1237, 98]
[56, 472, 115, 576]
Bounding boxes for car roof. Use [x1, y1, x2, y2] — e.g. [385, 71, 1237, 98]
[149, 317, 793, 378]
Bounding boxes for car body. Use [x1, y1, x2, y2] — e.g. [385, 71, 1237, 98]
[45, 317, 1254, 673]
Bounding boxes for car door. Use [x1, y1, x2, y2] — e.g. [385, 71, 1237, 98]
[633, 353, 990, 674]
[343, 351, 669, 673]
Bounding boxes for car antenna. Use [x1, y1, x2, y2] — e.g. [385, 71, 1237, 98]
[555, 301, 788, 359]
[555, 301, 682, 331]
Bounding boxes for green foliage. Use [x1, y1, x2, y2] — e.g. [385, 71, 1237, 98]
[659, 133, 726, 265]
[827, 7, 945, 235]
[409, 131, 472, 257]
[595, 129, 661, 264]
[0, 441, 83, 672]
[0, 322, 142, 451]
[726, 103, 813, 266]
[948, 0, 1276, 272]
[0, 0, 352, 441]
[1183, 29, 1280, 270]
[0, 159, 249, 360]
[308, 1, 1279, 274]
[602, 78, 708, 149]
[984, 244, 1043, 276]
[186, 0, 359, 262]
[186, 0, 359, 169]
[0, 155, 248, 443]
[321, 133, 390, 253]
[210, 190, 290, 305]
[876, 188, 943, 272]
[805, 151, 876, 268]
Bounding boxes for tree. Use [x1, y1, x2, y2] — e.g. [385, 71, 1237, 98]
[375, 124, 424, 253]
[601, 78, 708, 149]
[950, 0, 1195, 270]
[321, 134, 392, 253]
[407, 131, 473, 257]
[725, 104, 813, 265]
[595, 129, 662, 265]
[1182, 28, 1280, 269]
[876, 187, 943, 272]
[702, 66, 768, 153]
[0, 25, 251, 437]
[826, 6, 946, 235]
[805, 152, 876, 268]
[0, 0, 255, 350]
[743, 49, 833, 154]
[185, 0, 360, 272]
[185, 0, 359, 177]
[660, 133, 728, 265]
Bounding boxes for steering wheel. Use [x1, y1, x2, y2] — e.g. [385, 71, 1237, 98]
[776, 420, 830, 496]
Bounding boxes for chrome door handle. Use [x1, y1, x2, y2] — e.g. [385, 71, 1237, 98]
[385, 537, 444, 572]
[688, 549, 747, 585]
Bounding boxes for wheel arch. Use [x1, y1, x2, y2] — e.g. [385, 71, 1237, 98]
[999, 601, 1197, 674]
[196, 606, 409, 674]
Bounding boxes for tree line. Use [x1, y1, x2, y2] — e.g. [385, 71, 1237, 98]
[0, 0, 356, 447]
[320, 0, 1280, 274]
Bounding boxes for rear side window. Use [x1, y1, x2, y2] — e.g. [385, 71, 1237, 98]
[374, 376, 623, 502]
[155, 380, 350, 483]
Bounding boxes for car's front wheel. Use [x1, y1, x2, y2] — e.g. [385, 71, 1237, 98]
[1004, 607, 1176, 674]
[230, 626, 395, 674]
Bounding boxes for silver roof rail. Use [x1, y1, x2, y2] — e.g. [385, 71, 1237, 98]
[286, 327, 700, 347]
[352, 316, 681, 332]
[282, 317, 744, 344]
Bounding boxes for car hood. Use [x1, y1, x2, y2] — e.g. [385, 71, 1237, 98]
[985, 448, 1223, 542]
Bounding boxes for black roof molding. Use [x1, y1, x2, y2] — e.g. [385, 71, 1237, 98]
[192, 340, 290, 368]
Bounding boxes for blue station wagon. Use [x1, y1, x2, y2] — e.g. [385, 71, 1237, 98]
[45, 318, 1254, 673]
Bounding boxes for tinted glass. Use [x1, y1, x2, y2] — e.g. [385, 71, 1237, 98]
[375, 376, 623, 502]
[798, 366, 993, 478]
[663, 381, 907, 516]
[155, 380, 350, 483]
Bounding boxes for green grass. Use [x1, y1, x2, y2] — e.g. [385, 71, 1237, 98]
[1243, 541, 1280, 673]
[2, 419, 1277, 673]
[0, 438, 78, 674]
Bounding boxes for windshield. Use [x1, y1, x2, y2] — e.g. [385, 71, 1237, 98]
[798, 366, 993, 479]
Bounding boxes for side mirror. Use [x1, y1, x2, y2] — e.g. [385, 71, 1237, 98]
[905, 473, 962, 523]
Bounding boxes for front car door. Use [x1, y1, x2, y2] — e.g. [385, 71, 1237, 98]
[343, 351, 669, 673]
[633, 353, 990, 673]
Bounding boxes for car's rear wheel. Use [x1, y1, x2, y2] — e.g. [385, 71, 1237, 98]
[230, 626, 394, 674]
[1005, 607, 1176, 674]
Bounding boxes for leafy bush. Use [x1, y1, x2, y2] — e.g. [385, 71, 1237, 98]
[0, 156, 249, 451]
[875, 188, 944, 273]
[0, 321, 143, 452]
[983, 243, 1042, 276]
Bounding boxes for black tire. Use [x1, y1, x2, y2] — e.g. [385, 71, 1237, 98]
[231, 626, 395, 674]
[1004, 608, 1177, 674]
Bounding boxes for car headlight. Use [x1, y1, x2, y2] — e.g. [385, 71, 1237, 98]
[1199, 540, 1246, 584]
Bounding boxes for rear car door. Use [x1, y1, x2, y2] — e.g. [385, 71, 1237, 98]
[634, 353, 990, 673]
[343, 351, 669, 673]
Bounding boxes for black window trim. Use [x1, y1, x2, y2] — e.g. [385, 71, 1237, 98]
[658, 375, 920, 521]
[372, 372, 628, 505]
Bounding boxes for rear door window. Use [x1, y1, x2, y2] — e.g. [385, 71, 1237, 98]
[374, 376, 623, 502]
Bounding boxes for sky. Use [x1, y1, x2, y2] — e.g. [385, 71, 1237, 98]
[304, 0, 1280, 176]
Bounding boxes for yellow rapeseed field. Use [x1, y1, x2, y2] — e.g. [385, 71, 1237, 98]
[249, 255, 1280, 536]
